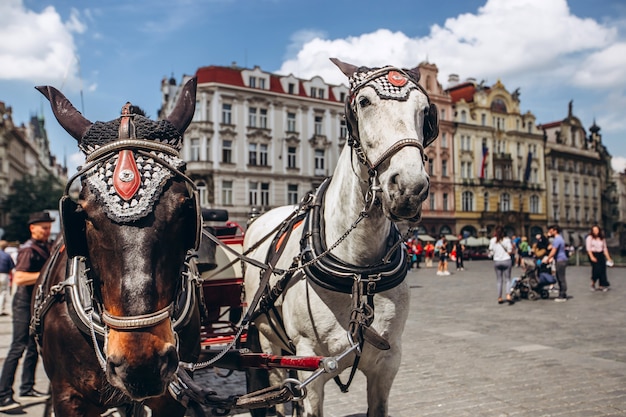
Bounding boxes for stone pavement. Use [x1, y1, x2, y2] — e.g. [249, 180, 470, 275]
[2, 261, 624, 416]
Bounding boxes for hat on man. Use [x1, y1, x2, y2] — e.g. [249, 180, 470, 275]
[28, 211, 55, 225]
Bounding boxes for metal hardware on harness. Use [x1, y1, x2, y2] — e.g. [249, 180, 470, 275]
[102, 303, 174, 330]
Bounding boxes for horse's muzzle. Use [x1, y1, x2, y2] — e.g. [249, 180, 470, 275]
[106, 342, 179, 400]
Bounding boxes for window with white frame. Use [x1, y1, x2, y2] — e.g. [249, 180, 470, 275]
[583, 182, 588, 197]
[500, 193, 511, 211]
[249, 76, 256, 88]
[564, 180, 570, 196]
[287, 146, 297, 168]
[249, 107, 257, 127]
[287, 112, 296, 132]
[314, 115, 323, 135]
[259, 78, 266, 89]
[222, 140, 232, 163]
[259, 144, 268, 166]
[197, 181, 207, 206]
[222, 103, 232, 125]
[314, 149, 325, 175]
[529, 195, 539, 214]
[260, 183, 270, 206]
[575, 206, 580, 222]
[574, 181, 579, 197]
[592, 182, 597, 198]
[287, 184, 298, 205]
[340, 119, 347, 139]
[462, 191, 473, 212]
[249, 182, 258, 206]
[249, 143, 257, 165]
[443, 193, 449, 211]
[442, 160, 448, 177]
[441, 133, 447, 148]
[552, 178, 558, 194]
[553, 206, 559, 221]
[193, 100, 202, 122]
[259, 109, 268, 129]
[222, 180, 233, 206]
[460, 110, 467, 123]
[190, 138, 200, 161]
[429, 193, 435, 211]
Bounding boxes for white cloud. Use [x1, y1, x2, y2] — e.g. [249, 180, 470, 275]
[277, 0, 616, 88]
[612, 156, 626, 173]
[0, 0, 85, 89]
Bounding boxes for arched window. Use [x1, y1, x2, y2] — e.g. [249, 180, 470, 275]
[529, 195, 540, 214]
[460, 110, 467, 123]
[500, 193, 511, 211]
[491, 98, 507, 113]
[462, 191, 474, 211]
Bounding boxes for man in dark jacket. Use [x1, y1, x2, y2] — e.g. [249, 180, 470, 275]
[0, 212, 53, 411]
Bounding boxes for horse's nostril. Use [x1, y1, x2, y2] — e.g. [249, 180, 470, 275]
[391, 173, 399, 185]
[160, 345, 179, 379]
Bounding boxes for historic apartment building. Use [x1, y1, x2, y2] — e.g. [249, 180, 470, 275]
[415, 62, 457, 238]
[447, 78, 547, 240]
[539, 102, 607, 246]
[0, 101, 67, 227]
[159, 65, 349, 225]
[160, 62, 622, 251]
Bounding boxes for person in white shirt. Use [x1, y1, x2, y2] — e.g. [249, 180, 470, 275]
[489, 225, 514, 304]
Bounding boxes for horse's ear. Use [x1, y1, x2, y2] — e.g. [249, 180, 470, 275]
[330, 58, 358, 78]
[405, 66, 421, 83]
[60, 196, 88, 258]
[166, 76, 197, 134]
[35, 86, 92, 141]
[423, 103, 439, 147]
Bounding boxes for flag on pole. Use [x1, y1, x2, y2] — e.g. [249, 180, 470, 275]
[480, 144, 489, 179]
[524, 151, 532, 182]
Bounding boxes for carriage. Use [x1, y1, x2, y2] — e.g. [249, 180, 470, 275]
[31, 58, 438, 417]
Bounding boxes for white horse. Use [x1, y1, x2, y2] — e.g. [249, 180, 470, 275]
[243, 58, 438, 417]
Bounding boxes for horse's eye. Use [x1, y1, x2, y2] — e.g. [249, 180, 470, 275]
[359, 97, 371, 108]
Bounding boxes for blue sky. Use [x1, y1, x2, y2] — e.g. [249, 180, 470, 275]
[2, 0, 626, 174]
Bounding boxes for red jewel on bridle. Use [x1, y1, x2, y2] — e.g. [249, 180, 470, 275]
[388, 71, 408, 87]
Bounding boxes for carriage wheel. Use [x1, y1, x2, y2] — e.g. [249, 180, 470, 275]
[528, 291, 538, 301]
[541, 290, 550, 299]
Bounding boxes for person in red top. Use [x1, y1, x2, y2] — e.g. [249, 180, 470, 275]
[424, 242, 435, 268]
[585, 225, 613, 291]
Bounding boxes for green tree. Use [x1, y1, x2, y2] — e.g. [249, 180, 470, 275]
[3, 174, 64, 242]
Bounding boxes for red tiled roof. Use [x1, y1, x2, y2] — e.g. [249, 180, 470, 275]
[447, 82, 477, 103]
[195, 65, 342, 102]
[195, 66, 244, 87]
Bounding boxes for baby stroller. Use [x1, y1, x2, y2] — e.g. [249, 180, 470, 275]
[510, 258, 556, 301]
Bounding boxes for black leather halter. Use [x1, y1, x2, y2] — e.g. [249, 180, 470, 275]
[299, 179, 408, 294]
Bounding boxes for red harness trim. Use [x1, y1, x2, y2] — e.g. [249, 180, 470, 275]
[275, 220, 303, 252]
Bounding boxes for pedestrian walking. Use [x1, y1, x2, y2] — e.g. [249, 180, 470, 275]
[424, 242, 435, 268]
[488, 225, 514, 304]
[585, 225, 613, 292]
[453, 235, 465, 271]
[0, 241, 15, 317]
[0, 212, 53, 411]
[436, 237, 450, 276]
[547, 224, 568, 302]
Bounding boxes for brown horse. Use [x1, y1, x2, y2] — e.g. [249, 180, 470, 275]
[32, 78, 202, 416]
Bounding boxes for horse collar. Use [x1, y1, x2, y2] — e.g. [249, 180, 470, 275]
[299, 178, 408, 294]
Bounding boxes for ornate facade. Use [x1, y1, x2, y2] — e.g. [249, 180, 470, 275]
[539, 102, 606, 246]
[447, 79, 547, 239]
[0, 101, 66, 228]
[417, 62, 456, 238]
